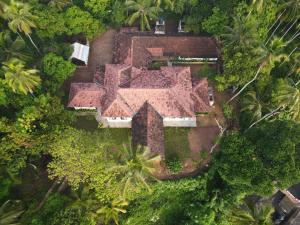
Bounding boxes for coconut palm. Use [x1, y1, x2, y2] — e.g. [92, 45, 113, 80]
[110, 142, 161, 197]
[274, 80, 300, 120]
[252, 0, 265, 12]
[153, 0, 173, 9]
[125, 0, 161, 31]
[0, 31, 31, 62]
[2, 58, 41, 94]
[97, 198, 128, 225]
[47, 0, 72, 11]
[241, 91, 263, 122]
[3, 0, 40, 53]
[0, 200, 24, 225]
[229, 37, 289, 102]
[229, 200, 274, 225]
[222, 16, 257, 46]
[280, 0, 300, 22]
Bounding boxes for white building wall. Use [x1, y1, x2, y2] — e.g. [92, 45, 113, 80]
[100, 117, 132, 128]
[74, 107, 96, 110]
[163, 117, 196, 127]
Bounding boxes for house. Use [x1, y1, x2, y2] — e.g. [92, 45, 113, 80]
[273, 184, 300, 224]
[68, 29, 220, 154]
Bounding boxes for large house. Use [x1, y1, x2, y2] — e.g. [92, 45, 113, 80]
[68, 29, 220, 154]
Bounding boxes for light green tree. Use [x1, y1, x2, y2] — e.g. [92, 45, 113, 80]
[3, 0, 40, 53]
[125, 0, 161, 31]
[97, 198, 128, 225]
[2, 58, 40, 94]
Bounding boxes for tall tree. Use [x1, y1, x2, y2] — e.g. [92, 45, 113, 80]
[0, 31, 31, 62]
[0, 200, 24, 225]
[3, 0, 40, 53]
[273, 79, 300, 120]
[228, 200, 274, 225]
[125, 0, 161, 31]
[110, 143, 161, 197]
[241, 91, 263, 122]
[2, 58, 40, 94]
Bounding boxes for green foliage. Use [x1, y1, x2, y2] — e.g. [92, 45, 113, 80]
[165, 156, 182, 174]
[202, 7, 229, 36]
[84, 0, 111, 17]
[214, 120, 300, 196]
[64, 6, 105, 39]
[2, 58, 40, 94]
[42, 53, 75, 92]
[222, 103, 234, 120]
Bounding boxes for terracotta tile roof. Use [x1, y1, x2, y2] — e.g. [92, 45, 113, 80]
[68, 83, 106, 108]
[146, 48, 164, 57]
[113, 33, 219, 68]
[101, 66, 198, 117]
[192, 78, 211, 112]
[132, 102, 164, 154]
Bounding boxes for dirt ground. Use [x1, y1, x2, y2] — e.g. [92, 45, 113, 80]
[63, 29, 117, 92]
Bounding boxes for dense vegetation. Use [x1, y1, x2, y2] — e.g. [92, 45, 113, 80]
[0, 0, 299, 224]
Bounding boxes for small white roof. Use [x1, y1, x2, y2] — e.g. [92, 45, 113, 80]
[70, 42, 89, 65]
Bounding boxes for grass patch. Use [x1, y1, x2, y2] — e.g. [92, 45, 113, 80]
[164, 128, 190, 162]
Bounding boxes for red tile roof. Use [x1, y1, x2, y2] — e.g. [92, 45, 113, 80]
[114, 33, 219, 67]
[68, 83, 106, 108]
[132, 101, 165, 155]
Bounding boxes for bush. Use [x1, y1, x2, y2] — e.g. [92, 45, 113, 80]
[222, 103, 234, 120]
[166, 156, 183, 174]
[42, 53, 76, 92]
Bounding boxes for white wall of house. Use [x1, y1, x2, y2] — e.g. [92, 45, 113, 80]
[100, 117, 132, 128]
[74, 107, 96, 110]
[163, 117, 196, 127]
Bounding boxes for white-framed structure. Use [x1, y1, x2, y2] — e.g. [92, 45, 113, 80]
[70, 42, 90, 65]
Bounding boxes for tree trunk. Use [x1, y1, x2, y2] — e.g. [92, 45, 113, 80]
[57, 177, 68, 193]
[247, 106, 282, 130]
[35, 178, 59, 211]
[210, 118, 226, 153]
[227, 64, 263, 103]
[280, 19, 298, 40]
[26, 33, 40, 54]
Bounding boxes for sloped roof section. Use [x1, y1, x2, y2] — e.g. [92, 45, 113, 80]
[132, 102, 164, 155]
[192, 78, 211, 112]
[68, 83, 105, 108]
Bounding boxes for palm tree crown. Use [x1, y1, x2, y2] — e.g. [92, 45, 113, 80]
[2, 58, 41, 94]
[3, 0, 37, 34]
[0, 200, 24, 225]
[110, 143, 161, 197]
[242, 91, 263, 122]
[125, 0, 161, 31]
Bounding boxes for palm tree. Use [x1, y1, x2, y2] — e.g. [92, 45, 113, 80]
[47, 0, 72, 11]
[2, 58, 41, 94]
[222, 16, 257, 47]
[3, 0, 40, 53]
[110, 143, 161, 197]
[252, 0, 265, 12]
[0, 31, 31, 62]
[241, 91, 263, 122]
[0, 200, 24, 225]
[153, 0, 173, 10]
[273, 80, 300, 120]
[280, 0, 300, 22]
[97, 198, 128, 225]
[229, 200, 274, 225]
[125, 0, 161, 31]
[229, 37, 289, 102]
